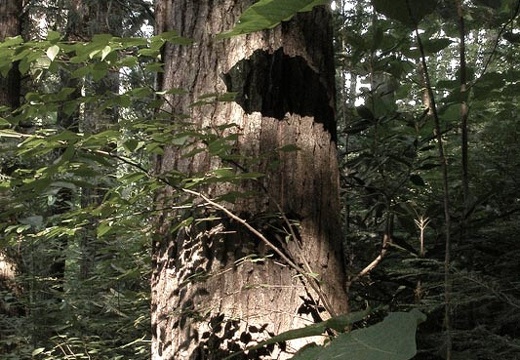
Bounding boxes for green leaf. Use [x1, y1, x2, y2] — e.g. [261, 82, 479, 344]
[410, 174, 426, 186]
[0, 117, 10, 127]
[32, 348, 46, 356]
[46, 30, 62, 42]
[123, 139, 139, 152]
[117, 55, 138, 67]
[120, 172, 147, 183]
[212, 168, 235, 178]
[97, 221, 112, 237]
[171, 135, 190, 146]
[421, 38, 453, 54]
[372, 0, 438, 28]
[292, 310, 426, 360]
[218, 0, 327, 39]
[0, 35, 23, 49]
[149, 31, 193, 50]
[46, 44, 60, 61]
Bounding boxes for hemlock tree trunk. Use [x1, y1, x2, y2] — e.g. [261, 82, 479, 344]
[152, 1, 348, 359]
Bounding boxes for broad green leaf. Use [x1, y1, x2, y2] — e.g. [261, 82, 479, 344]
[46, 30, 61, 42]
[56, 144, 76, 164]
[123, 139, 139, 152]
[97, 221, 112, 237]
[118, 55, 138, 67]
[120, 172, 147, 183]
[0, 35, 23, 48]
[148, 31, 193, 53]
[0, 117, 10, 127]
[138, 48, 161, 57]
[46, 44, 60, 61]
[145, 62, 164, 72]
[421, 38, 453, 54]
[292, 310, 426, 360]
[119, 37, 148, 47]
[212, 168, 235, 178]
[218, 0, 327, 38]
[157, 31, 193, 45]
[92, 62, 108, 81]
[170, 134, 189, 146]
[372, 0, 438, 28]
[410, 174, 426, 186]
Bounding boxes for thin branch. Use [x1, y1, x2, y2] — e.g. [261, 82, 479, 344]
[347, 234, 390, 287]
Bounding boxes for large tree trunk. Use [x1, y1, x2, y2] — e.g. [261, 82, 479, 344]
[152, 1, 348, 359]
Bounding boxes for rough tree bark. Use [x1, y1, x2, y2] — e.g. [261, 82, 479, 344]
[151, 1, 348, 359]
[0, 0, 21, 109]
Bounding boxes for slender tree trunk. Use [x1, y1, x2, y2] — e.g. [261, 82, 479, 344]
[65, 0, 121, 281]
[152, 1, 348, 359]
[455, 0, 469, 245]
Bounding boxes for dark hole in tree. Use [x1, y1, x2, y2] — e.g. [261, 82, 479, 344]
[221, 47, 336, 141]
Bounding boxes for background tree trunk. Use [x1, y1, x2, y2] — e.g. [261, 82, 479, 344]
[0, 0, 21, 109]
[152, 1, 348, 359]
[0, 0, 24, 351]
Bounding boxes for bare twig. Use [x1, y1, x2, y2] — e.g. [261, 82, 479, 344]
[347, 234, 390, 287]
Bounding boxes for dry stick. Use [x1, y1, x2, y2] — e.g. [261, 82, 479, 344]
[414, 23, 453, 360]
[348, 234, 390, 286]
[181, 187, 338, 318]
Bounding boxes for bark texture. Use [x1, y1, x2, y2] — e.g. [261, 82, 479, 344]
[0, 0, 21, 109]
[152, 1, 348, 359]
